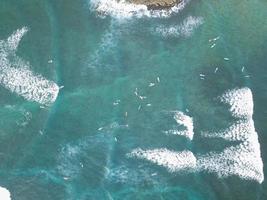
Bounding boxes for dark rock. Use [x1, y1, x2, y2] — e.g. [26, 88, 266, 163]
[127, 0, 182, 10]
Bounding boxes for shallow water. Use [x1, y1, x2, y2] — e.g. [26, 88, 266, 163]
[0, 0, 267, 199]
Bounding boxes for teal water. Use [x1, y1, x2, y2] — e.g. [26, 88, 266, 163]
[0, 0, 267, 199]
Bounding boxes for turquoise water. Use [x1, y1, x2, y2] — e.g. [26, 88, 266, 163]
[0, 0, 267, 199]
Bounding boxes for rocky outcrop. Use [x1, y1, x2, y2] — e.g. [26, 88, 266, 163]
[127, 0, 182, 10]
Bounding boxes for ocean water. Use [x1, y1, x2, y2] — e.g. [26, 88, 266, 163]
[0, 0, 267, 199]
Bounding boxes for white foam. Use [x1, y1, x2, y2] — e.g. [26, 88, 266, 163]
[0, 27, 59, 105]
[128, 148, 196, 172]
[199, 121, 264, 183]
[204, 87, 264, 183]
[7, 27, 28, 51]
[198, 88, 264, 183]
[196, 141, 264, 183]
[0, 186, 11, 200]
[220, 87, 253, 118]
[201, 119, 256, 142]
[165, 111, 194, 140]
[90, 0, 189, 19]
[128, 88, 264, 183]
[154, 16, 204, 38]
[0, 66, 59, 105]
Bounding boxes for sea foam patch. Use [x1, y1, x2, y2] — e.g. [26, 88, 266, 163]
[0, 186, 11, 200]
[6, 27, 28, 51]
[90, 0, 189, 19]
[0, 27, 59, 105]
[154, 16, 204, 38]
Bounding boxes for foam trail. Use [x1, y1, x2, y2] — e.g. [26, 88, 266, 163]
[88, 21, 120, 69]
[165, 111, 194, 140]
[154, 16, 204, 38]
[128, 148, 196, 172]
[90, 0, 189, 19]
[0, 186, 11, 200]
[0, 27, 59, 105]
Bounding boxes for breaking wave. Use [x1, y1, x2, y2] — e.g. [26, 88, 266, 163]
[196, 141, 264, 183]
[199, 87, 264, 183]
[90, 0, 189, 19]
[220, 87, 254, 118]
[0, 27, 59, 105]
[128, 88, 264, 183]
